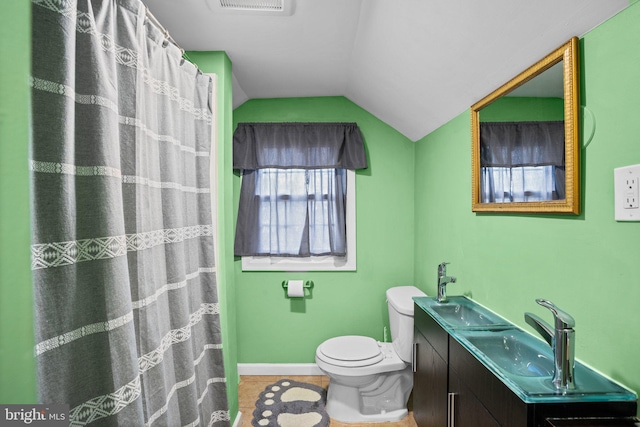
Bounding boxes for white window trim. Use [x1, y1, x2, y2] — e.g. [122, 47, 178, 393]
[241, 169, 356, 271]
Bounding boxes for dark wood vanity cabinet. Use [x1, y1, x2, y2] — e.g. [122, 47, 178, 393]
[413, 304, 637, 427]
[414, 304, 457, 426]
[414, 305, 503, 426]
[448, 335, 527, 425]
[414, 302, 448, 426]
[448, 367, 501, 427]
[413, 329, 448, 426]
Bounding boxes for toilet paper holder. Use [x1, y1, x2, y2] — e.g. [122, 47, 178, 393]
[281, 280, 314, 290]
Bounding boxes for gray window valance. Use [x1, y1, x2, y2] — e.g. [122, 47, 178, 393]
[480, 121, 565, 168]
[233, 122, 368, 170]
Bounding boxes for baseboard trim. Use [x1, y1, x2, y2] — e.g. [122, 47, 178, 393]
[237, 363, 323, 376]
[231, 411, 242, 427]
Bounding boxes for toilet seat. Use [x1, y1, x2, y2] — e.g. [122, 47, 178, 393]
[318, 336, 383, 367]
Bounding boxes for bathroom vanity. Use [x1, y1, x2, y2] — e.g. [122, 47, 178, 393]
[413, 296, 637, 427]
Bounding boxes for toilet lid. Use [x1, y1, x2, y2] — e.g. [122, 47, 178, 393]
[318, 336, 383, 367]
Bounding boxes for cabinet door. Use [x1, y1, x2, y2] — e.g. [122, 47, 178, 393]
[414, 331, 448, 427]
[449, 337, 528, 426]
[449, 369, 501, 427]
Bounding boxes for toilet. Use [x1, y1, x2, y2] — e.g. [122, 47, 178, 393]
[315, 286, 427, 423]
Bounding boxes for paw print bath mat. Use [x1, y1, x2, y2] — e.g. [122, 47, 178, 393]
[251, 379, 330, 427]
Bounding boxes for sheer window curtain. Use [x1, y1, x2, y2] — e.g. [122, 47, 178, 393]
[30, 1, 229, 425]
[233, 123, 366, 257]
[480, 121, 565, 203]
[238, 168, 347, 256]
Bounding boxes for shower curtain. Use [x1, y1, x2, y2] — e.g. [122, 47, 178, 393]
[30, 0, 229, 425]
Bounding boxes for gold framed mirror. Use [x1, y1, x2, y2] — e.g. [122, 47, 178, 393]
[471, 37, 580, 214]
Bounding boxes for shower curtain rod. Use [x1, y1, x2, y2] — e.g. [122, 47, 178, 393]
[145, 5, 185, 56]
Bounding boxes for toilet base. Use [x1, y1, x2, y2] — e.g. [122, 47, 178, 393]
[324, 366, 413, 423]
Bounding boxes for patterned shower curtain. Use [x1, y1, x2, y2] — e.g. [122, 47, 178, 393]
[30, 0, 229, 425]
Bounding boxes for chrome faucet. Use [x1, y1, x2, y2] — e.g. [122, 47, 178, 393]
[524, 299, 576, 392]
[436, 262, 456, 303]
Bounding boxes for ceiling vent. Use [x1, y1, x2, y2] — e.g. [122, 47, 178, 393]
[207, 0, 294, 15]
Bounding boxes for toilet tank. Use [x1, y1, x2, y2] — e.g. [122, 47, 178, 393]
[386, 286, 427, 363]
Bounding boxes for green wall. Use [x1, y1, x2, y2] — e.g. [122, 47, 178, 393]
[414, 2, 640, 400]
[232, 97, 416, 363]
[0, 0, 36, 403]
[185, 51, 240, 423]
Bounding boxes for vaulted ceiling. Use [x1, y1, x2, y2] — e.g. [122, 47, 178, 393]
[145, 0, 628, 141]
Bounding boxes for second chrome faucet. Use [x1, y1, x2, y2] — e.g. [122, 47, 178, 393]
[436, 262, 456, 303]
[525, 299, 576, 391]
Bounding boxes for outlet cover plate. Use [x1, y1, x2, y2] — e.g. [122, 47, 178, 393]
[614, 164, 640, 221]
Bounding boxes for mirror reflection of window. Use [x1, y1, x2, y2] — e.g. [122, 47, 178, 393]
[479, 119, 565, 203]
[478, 63, 565, 203]
[481, 165, 560, 203]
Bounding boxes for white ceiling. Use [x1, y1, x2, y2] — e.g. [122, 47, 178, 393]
[144, 0, 628, 141]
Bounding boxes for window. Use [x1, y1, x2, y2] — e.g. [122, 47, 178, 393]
[232, 122, 367, 272]
[241, 169, 356, 271]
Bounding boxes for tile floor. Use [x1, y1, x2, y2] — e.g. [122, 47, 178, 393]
[238, 375, 417, 427]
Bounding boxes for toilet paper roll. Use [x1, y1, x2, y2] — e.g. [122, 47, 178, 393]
[287, 280, 305, 298]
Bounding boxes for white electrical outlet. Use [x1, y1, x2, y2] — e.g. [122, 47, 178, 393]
[625, 176, 639, 208]
[614, 164, 640, 221]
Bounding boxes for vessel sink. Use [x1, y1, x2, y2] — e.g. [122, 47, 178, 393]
[458, 328, 637, 400]
[462, 329, 554, 377]
[414, 296, 510, 328]
[414, 296, 637, 402]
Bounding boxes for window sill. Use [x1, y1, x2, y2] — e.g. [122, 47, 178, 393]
[241, 254, 355, 271]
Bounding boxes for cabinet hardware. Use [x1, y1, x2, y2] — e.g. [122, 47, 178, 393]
[412, 342, 417, 373]
[447, 392, 457, 427]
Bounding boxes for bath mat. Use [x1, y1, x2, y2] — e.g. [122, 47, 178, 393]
[251, 379, 330, 427]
